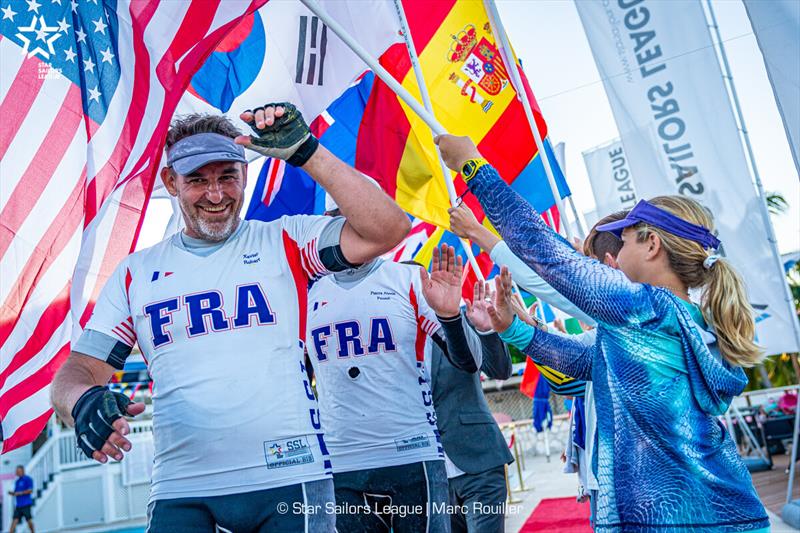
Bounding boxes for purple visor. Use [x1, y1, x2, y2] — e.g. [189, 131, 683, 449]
[596, 199, 721, 250]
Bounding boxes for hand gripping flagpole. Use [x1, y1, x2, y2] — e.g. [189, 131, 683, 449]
[391, 0, 485, 282]
[483, 0, 573, 242]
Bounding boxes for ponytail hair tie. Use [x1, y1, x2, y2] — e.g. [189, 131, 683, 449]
[703, 254, 720, 270]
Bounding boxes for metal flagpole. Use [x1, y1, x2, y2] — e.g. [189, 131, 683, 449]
[788, 389, 800, 503]
[392, 0, 485, 281]
[483, 0, 573, 241]
[554, 140, 587, 239]
[704, 0, 800, 503]
[567, 196, 587, 240]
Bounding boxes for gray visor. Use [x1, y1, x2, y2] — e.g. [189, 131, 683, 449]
[166, 132, 247, 175]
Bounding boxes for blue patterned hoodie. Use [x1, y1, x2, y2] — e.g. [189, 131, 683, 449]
[468, 164, 768, 532]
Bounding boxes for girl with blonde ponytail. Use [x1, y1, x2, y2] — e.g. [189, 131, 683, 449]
[437, 133, 769, 533]
[637, 195, 763, 368]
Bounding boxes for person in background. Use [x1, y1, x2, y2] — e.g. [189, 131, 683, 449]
[449, 203, 627, 525]
[8, 465, 34, 533]
[427, 279, 513, 533]
[438, 133, 768, 532]
[306, 243, 478, 532]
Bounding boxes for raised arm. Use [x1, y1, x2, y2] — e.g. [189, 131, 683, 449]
[436, 135, 654, 327]
[502, 315, 595, 382]
[421, 245, 479, 373]
[449, 203, 595, 325]
[303, 146, 410, 263]
[485, 267, 595, 381]
[463, 282, 512, 379]
[238, 103, 410, 265]
[491, 241, 596, 326]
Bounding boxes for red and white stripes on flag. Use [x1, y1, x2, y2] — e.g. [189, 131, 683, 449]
[260, 159, 287, 208]
[382, 218, 437, 264]
[0, 0, 267, 452]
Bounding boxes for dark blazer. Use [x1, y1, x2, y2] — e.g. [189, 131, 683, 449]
[430, 313, 514, 474]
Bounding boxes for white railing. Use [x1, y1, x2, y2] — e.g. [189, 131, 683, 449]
[23, 436, 58, 503]
[16, 419, 156, 495]
[1, 419, 156, 532]
[56, 419, 154, 470]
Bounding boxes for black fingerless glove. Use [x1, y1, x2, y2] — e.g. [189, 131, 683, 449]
[242, 102, 319, 166]
[72, 386, 132, 459]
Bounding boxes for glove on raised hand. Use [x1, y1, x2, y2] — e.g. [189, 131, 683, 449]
[241, 102, 319, 167]
[72, 386, 133, 459]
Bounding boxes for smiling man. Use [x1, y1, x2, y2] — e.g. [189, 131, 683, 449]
[51, 104, 410, 532]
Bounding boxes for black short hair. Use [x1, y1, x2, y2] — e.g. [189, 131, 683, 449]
[165, 114, 242, 149]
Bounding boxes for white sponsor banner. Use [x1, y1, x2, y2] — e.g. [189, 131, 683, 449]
[575, 0, 799, 354]
[582, 138, 638, 217]
[744, 0, 800, 178]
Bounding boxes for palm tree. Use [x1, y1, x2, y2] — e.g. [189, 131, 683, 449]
[766, 191, 789, 215]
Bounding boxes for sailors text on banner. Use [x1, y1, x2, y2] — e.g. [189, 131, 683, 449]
[574, 0, 799, 354]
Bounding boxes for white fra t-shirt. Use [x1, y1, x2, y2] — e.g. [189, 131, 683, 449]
[83, 218, 334, 500]
[306, 260, 444, 473]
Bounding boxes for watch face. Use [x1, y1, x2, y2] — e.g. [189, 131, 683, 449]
[464, 161, 476, 176]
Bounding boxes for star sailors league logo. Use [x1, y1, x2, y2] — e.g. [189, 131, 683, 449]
[16, 14, 61, 60]
[447, 23, 509, 113]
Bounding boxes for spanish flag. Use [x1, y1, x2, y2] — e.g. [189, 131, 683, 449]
[355, 0, 568, 230]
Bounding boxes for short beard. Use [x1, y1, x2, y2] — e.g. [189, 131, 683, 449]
[180, 199, 242, 243]
[195, 215, 239, 242]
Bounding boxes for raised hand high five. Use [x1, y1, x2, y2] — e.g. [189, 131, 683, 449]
[420, 244, 463, 318]
[487, 266, 516, 333]
[466, 281, 494, 332]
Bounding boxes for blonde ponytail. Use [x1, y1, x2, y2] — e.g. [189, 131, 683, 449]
[636, 196, 764, 367]
[701, 257, 762, 367]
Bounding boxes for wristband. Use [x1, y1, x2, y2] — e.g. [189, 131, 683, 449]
[461, 158, 488, 182]
[287, 135, 320, 167]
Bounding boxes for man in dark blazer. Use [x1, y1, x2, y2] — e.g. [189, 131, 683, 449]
[430, 302, 513, 533]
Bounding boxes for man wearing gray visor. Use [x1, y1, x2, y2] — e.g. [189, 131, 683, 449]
[52, 104, 411, 532]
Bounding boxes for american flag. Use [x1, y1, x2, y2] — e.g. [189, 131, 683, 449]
[0, 0, 266, 452]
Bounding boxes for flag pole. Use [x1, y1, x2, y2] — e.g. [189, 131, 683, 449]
[483, 0, 573, 242]
[567, 196, 586, 240]
[554, 141, 587, 239]
[391, 0, 485, 281]
[300, 0, 445, 137]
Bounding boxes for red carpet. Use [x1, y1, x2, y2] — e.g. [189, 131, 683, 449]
[518, 497, 592, 533]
